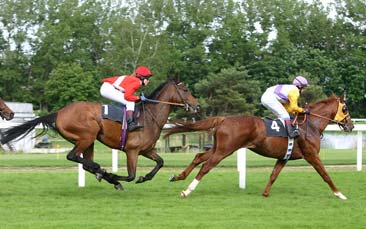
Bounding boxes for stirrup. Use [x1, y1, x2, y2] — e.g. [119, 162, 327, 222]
[288, 129, 300, 138]
[128, 123, 143, 132]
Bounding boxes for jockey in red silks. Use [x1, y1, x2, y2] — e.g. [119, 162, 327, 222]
[261, 76, 309, 138]
[100, 66, 152, 131]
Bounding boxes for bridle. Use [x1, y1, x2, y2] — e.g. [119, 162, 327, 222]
[143, 82, 193, 111]
[141, 81, 196, 127]
[293, 99, 351, 129]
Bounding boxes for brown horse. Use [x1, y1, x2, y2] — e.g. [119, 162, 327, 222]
[0, 77, 200, 190]
[165, 95, 354, 199]
[0, 98, 14, 121]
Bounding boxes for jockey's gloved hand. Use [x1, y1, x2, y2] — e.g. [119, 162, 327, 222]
[140, 93, 147, 102]
[304, 108, 311, 115]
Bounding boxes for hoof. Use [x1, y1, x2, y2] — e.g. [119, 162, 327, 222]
[180, 192, 186, 198]
[95, 169, 106, 182]
[114, 183, 124, 190]
[334, 192, 347, 200]
[169, 175, 176, 182]
[136, 176, 144, 183]
[96, 173, 103, 182]
[262, 193, 269, 197]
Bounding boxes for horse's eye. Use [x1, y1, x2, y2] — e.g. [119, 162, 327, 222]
[342, 105, 348, 113]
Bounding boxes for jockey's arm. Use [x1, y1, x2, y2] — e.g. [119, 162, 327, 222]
[123, 83, 140, 102]
[284, 90, 305, 114]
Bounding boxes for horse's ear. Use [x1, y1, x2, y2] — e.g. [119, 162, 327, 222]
[340, 90, 347, 103]
[171, 74, 180, 84]
[174, 74, 180, 84]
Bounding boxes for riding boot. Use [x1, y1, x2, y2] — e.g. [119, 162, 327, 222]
[126, 114, 143, 132]
[285, 120, 299, 138]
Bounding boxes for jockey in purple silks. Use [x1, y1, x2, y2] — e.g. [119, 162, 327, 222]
[261, 76, 309, 138]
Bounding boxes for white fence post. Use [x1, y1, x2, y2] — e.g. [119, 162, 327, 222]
[78, 153, 85, 187]
[237, 148, 246, 189]
[357, 131, 363, 171]
[112, 149, 118, 172]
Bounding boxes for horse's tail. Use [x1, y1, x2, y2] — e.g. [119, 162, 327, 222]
[164, 116, 226, 138]
[0, 113, 57, 145]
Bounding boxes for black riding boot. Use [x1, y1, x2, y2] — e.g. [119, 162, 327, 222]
[285, 120, 299, 138]
[126, 115, 143, 132]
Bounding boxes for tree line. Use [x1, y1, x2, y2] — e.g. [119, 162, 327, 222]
[0, 0, 365, 118]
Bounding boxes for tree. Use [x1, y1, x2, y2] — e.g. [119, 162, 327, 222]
[45, 62, 98, 111]
[194, 67, 261, 116]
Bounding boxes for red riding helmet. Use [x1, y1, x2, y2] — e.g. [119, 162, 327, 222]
[135, 66, 152, 78]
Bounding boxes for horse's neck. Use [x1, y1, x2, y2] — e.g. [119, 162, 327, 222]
[143, 102, 171, 128]
[307, 98, 338, 133]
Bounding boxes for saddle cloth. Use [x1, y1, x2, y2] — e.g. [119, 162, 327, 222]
[263, 117, 295, 161]
[102, 104, 125, 123]
[263, 118, 287, 137]
[101, 104, 128, 150]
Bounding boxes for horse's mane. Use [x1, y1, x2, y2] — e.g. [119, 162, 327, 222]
[147, 77, 178, 100]
[308, 94, 338, 111]
[147, 79, 170, 100]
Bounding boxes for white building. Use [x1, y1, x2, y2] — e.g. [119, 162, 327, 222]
[0, 102, 36, 152]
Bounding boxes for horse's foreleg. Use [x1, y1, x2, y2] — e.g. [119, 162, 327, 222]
[181, 150, 228, 197]
[304, 155, 347, 200]
[170, 149, 212, 182]
[115, 150, 138, 182]
[262, 159, 287, 197]
[135, 150, 164, 183]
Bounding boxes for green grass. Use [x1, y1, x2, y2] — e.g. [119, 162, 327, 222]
[0, 145, 364, 168]
[1, 139, 365, 228]
[0, 168, 365, 228]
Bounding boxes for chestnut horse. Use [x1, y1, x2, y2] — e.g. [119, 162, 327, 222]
[165, 95, 354, 199]
[0, 98, 14, 121]
[0, 77, 200, 190]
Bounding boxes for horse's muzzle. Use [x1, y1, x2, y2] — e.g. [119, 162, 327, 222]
[343, 123, 354, 132]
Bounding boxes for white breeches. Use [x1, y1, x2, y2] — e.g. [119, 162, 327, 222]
[100, 83, 135, 111]
[261, 89, 290, 120]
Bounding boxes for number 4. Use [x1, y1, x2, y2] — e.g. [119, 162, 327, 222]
[271, 121, 280, 132]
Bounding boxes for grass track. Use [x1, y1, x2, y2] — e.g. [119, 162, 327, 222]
[0, 167, 366, 228]
[1, 147, 366, 228]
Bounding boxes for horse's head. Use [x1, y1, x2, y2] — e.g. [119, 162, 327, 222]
[0, 99, 14, 121]
[334, 95, 354, 132]
[171, 77, 200, 113]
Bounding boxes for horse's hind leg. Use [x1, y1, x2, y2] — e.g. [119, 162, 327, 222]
[262, 159, 287, 197]
[67, 144, 123, 190]
[170, 148, 212, 182]
[304, 154, 347, 200]
[136, 149, 164, 183]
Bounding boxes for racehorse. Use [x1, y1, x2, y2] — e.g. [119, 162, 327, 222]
[0, 98, 14, 121]
[0, 77, 200, 190]
[165, 95, 354, 199]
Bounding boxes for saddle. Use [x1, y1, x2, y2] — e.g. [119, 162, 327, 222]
[101, 104, 141, 123]
[102, 104, 141, 150]
[263, 117, 295, 161]
[263, 117, 288, 137]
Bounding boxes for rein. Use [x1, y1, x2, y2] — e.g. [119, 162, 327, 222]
[141, 82, 189, 128]
[144, 98, 185, 107]
[293, 112, 348, 127]
[143, 83, 187, 107]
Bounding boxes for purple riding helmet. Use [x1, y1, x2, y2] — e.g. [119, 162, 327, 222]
[292, 76, 309, 88]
